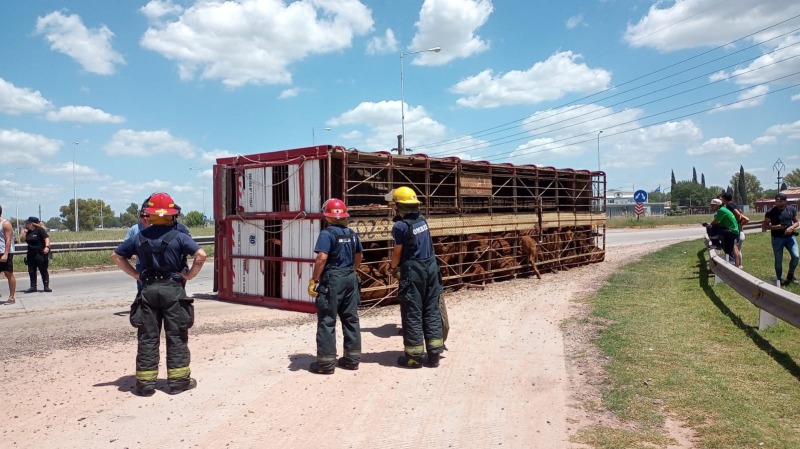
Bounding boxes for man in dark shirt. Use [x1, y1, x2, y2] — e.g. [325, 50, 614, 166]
[762, 193, 799, 286]
[112, 192, 207, 396]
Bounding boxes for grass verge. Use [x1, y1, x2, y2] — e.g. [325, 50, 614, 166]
[606, 215, 708, 229]
[575, 231, 800, 448]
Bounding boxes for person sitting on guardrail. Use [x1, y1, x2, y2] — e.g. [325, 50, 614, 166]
[762, 193, 798, 286]
[719, 192, 749, 265]
[704, 198, 740, 267]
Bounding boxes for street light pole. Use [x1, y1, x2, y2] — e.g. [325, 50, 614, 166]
[72, 141, 79, 232]
[13, 166, 31, 236]
[400, 46, 441, 155]
[596, 130, 603, 171]
[312, 127, 331, 146]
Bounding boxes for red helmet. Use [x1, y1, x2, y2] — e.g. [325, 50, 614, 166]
[322, 198, 349, 218]
[144, 192, 180, 217]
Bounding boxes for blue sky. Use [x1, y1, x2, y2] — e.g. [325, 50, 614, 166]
[1, 0, 799, 222]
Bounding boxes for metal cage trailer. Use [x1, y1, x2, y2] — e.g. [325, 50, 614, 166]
[213, 145, 607, 313]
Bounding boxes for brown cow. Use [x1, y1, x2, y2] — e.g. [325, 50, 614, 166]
[519, 235, 542, 279]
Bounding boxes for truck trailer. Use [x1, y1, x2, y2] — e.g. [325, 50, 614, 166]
[213, 145, 606, 313]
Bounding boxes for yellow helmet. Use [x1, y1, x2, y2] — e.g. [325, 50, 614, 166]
[391, 186, 420, 205]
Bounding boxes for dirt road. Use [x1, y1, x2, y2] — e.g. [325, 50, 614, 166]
[0, 243, 675, 448]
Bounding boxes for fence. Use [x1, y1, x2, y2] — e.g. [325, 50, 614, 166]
[10, 236, 215, 255]
[706, 236, 800, 330]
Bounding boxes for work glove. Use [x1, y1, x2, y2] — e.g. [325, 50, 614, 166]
[308, 279, 319, 298]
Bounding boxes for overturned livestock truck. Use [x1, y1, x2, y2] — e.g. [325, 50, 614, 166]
[213, 145, 606, 313]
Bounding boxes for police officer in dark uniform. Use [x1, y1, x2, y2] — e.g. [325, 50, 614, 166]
[112, 192, 207, 396]
[386, 186, 444, 368]
[308, 198, 363, 374]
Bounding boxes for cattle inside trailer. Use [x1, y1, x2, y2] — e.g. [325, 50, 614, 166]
[213, 145, 606, 312]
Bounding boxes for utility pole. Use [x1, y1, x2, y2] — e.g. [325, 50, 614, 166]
[773, 158, 785, 192]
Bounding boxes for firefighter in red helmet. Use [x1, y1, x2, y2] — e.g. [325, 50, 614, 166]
[112, 192, 207, 396]
[307, 198, 364, 374]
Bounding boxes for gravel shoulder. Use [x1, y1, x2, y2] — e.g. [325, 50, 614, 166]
[0, 243, 682, 448]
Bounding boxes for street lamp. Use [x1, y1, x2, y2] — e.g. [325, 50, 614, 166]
[72, 141, 79, 232]
[312, 127, 331, 146]
[13, 166, 31, 236]
[400, 46, 441, 155]
[596, 130, 603, 171]
[189, 167, 207, 224]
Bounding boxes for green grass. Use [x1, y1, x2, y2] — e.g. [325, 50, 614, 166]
[575, 231, 800, 448]
[606, 214, 707, 228]
[13, 226, 215, 272]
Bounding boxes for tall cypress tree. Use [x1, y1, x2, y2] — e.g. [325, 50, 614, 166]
[671, 170, 676, 192]
[701, 173, 706, 188]
[739, 165, 747, 206]
[692, 167, 698, 183]
[781, 182, 787, 191]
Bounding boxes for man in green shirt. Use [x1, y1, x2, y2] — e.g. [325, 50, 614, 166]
[706, 198, 741, 267]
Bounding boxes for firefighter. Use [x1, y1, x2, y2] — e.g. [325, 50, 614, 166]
[386, 186, 444, 368]
[112, 192, 207, 396]
[307, 198, 363, 374]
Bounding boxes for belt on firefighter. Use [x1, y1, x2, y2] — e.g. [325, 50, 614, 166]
[141, 275, 175, 285]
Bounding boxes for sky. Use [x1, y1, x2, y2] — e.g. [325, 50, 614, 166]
[1, 0, 799, 222]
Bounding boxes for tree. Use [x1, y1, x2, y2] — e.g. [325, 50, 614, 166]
[58, 198, 114, 231]
[184, 211, 205, 227]
[648, 189, 667, 203]
[671, 170, 676, 192]
[118, 202, 140, 228]
[728, 171, 763, 208]
[671, 180, 711, 208]
[784, 168, 800, 187]
[701, 173, 706, 188]
[781, 182, 788, 191]
[692, 167, 698, 183]
[45, 217, 65, 231]
[738, 165, 747, 206]
[763, 188, 778, 199]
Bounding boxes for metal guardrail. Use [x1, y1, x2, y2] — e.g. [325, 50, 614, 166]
[706, 237, 800, 329]
[10, 236, 215, 255]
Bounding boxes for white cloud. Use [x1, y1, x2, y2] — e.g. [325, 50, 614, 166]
[566, 15, 584, 30]
[792, 92, 800, 101]
[624, 0, 800, 52]
[711, 85, 769, 112]
[686, 137, 752, 156]
[104, 129, 198, 159]
[753, 135, 777, 145]
[199, 149, 237, 164]
[451, 51, 611, 108]
[0, 129, 61, 164]
[39, 162, 110, 181]
[278, 88, 301, 99]
[0, 78, 53, 115]
[408, 0, 492, 66]
[35, 11, 125, 75]
[758, 119, 800, 141]
[140, 0, 374, 87]
[45, 105, 125, 123]
[505, 105, 701, 168]
[141, 0, 184, 23]
[366, 28, 398, 55]
[328, 100, 447, 151]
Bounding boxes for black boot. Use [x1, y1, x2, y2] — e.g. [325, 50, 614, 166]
[24, 285, 37, 293]
[337, 357, 359, 370]
[426, 352, 440, 368]
[397, 353, 424, 369]
[310, 362, 335, 374]
[43, 282, 52, 293]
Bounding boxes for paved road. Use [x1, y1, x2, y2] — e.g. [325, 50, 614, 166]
[0, 226, 709, 311]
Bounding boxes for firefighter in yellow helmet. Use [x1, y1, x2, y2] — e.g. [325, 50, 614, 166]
[387, 186, 444, 368]
[307, 198, 364, 374]
[112, 192, 207, 396]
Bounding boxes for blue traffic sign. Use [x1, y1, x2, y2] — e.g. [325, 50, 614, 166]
[634, 189, 648, 203]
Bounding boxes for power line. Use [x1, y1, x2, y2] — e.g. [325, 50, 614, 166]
[413, 14, 800, 154]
